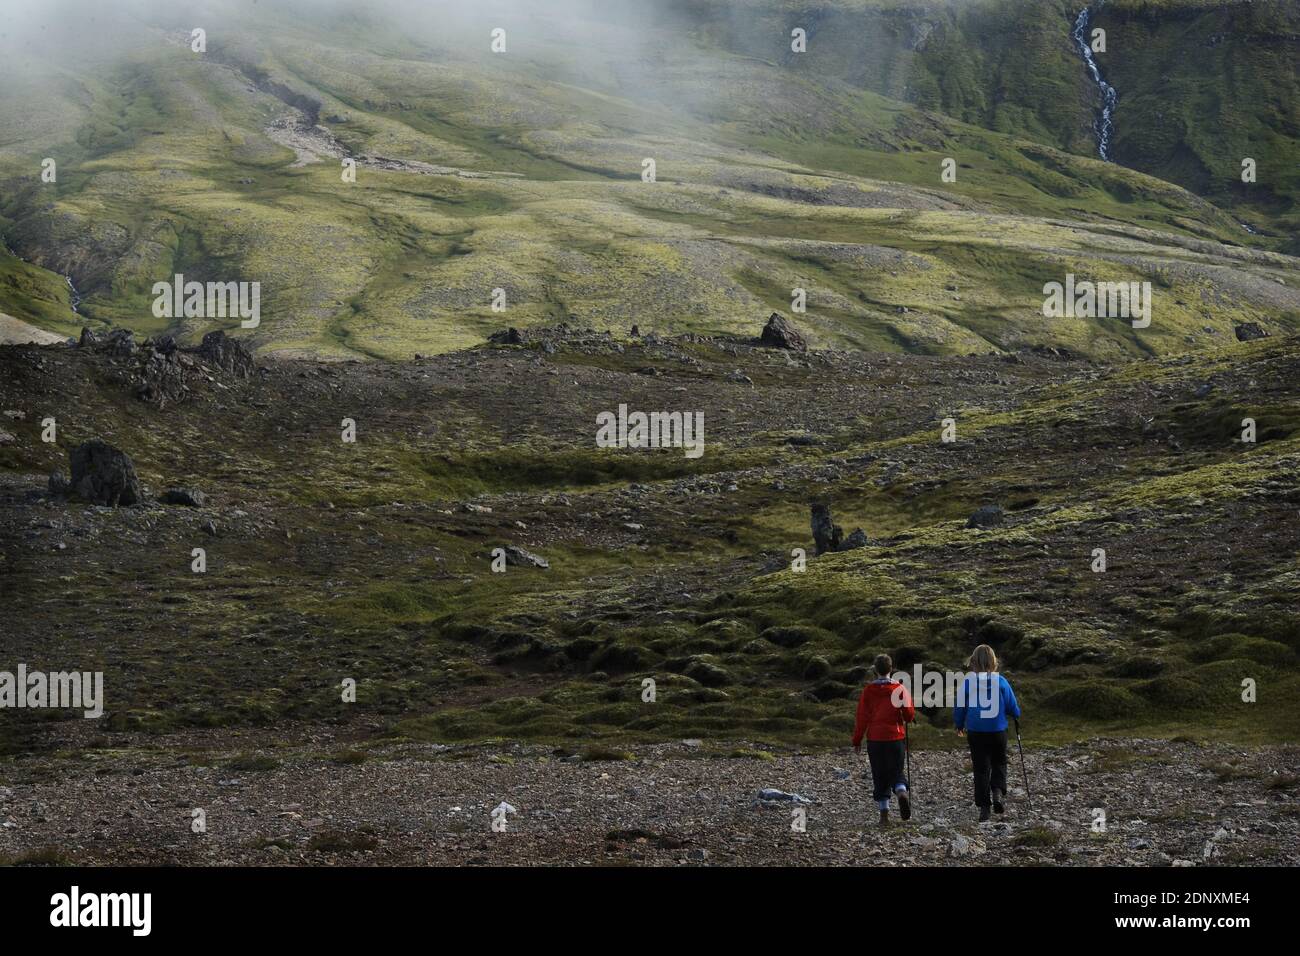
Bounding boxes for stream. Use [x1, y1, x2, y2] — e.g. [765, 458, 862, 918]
[66, 275, 82, 314]
[1071, 4, 1118, 161]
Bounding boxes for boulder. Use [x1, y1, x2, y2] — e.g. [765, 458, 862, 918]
[838, 528, 868, 551]
[966, 504, 1005, 529]
[136, 349, 190, 406]
[152, 334, 178, 356]
[105, 329, 137, 356]
[488, 327, 524, 345]
[504, 544, 549, 569]
[948, 835, 986, 858]
[1234, 322, 1268, 342]
[161, 487, 206, 507]
[196, 330, 257, 378]
[68, 440, 143, 506]
[759, 312, 807, 351]
[811, 503, 843, 555]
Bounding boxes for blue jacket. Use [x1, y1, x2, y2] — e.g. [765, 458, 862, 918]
[953, 672, 1021, 732]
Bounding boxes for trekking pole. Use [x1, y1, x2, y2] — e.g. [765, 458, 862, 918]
[904, 720, 913, 802]
[1014, 717, 1031, 810]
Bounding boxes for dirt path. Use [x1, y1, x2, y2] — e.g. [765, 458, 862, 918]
[1, 732, 1295, 866]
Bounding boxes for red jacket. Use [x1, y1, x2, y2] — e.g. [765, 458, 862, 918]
[852, 679, 915, 746]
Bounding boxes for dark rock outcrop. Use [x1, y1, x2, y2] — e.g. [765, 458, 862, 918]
[105, 329, 137, 356]
[966, 504, 1005, 529]
[503, 544, 549, 569]
[489, 327, 525, 345]
[161, 487, 206, 507]
[760, 313, 807, 351]
[136, 349, 191, 406]
[196, 331, 257, 378]
[75, 327, 257, 405]
[66, 440, 143, 506]
[811, 503, 842, 555]
[1235, 322, 1268, 342]
[838, 528, 868, 551]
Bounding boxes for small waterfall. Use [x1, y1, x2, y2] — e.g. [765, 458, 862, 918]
[66, 275, 82, 314]
[1072, 5, 1118, 161]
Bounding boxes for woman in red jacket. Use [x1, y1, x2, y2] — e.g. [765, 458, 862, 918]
[852, 654, 916, 826]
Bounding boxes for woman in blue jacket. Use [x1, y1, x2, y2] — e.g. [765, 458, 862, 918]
[953, 644, 1021, 822]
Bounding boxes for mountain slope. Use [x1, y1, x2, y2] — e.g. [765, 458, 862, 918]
[0, 0, 1296, 358]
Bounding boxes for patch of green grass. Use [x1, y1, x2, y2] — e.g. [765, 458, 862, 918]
[1013, 827, 1062, 847]
[330, 749, 368, 765]
[225, 754, 281, 772]
[580, 746, 635, 762]
[0, 846, 74, 865]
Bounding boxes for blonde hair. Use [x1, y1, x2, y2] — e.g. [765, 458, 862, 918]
[968, 644, 998, 673]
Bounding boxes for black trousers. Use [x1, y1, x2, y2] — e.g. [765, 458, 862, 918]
[866, 739, 908, 807]
[967, 730, 1008, 808]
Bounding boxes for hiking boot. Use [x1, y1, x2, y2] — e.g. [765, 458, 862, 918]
[978, 806, 992, 822]
[992, 789, 1005, 815]
[879, 809, 889, 827]
[898, 790, 911, 821]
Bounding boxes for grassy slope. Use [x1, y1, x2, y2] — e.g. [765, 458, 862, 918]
[1101, 0, 1300, 244]
[2, 331, 1296, 750]
[0, 0, 1296, 359]
[682, 0, 1299, 239]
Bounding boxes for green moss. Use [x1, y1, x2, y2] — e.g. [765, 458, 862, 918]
[225, 753, 281, 772]
[1135, 676, 1204, 710]
[1013, 826, 1061, 847]
[1043, 683, 1146, 720]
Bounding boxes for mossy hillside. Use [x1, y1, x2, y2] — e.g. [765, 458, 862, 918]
[0, 252, 80, 338]
[677, 0, 1091, 134]
[338, 340, 1300, 743]
[1099, 0, 1300, 243]
[2, 0, 1297, 358]
[339, 340, 1300, 747]
[4, 334, 1296, 748]
[1, 3, 1296, 754]
[680, 0, 1299, 237]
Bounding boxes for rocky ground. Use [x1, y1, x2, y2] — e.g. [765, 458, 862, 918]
[2, 725, 1296, 866]
[1, 324, 1297, 866]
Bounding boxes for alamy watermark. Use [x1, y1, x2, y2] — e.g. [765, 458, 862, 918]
[151, 273, 261, 329]
[889, 667, 1004, 717]
[1043, 273, 1151, 328]
[596, 404, 704, 459]
[1, 665, 103, 718]
[50, 886, 150, 936]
